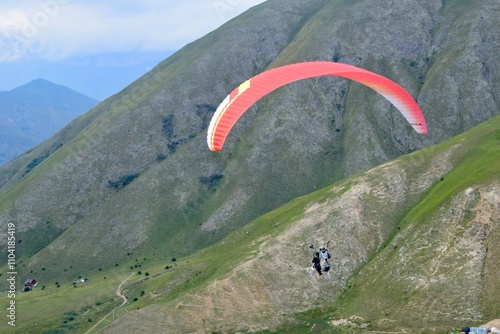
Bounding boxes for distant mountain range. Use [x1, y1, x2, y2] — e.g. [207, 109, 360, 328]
[0, 79, 99, 165]
[0, 51, 173, 100]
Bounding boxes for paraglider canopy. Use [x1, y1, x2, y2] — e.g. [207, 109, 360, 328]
[207, 61, 427, 152]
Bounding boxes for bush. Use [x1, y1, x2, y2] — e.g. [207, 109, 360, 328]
[24, 152, 49, 175]
[199, 174, 224, 186]
[162, 115, 175, 139]
[107, 174, 140, 190]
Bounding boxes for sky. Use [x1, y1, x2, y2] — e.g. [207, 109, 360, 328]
[0, 0, 267, 100]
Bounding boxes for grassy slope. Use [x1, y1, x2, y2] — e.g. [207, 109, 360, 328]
[308, 116, 500, 333]
[0, 0, 332, 281]
[2, 0, 499, 292]
[0, 1, 499, 332]
[149, 114, 498, 333]
[4, 115, 497, 333]
[0, 194, 309, 333]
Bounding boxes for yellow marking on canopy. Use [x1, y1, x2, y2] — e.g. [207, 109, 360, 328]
[210, 79, 252, 150]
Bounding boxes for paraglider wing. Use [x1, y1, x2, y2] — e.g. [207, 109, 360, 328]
[207, 61, 427, 152]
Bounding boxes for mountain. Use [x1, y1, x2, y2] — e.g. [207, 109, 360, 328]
[4, 112, 499, 334]
[0, 79, 99, 165]
[0, 51, 174, 101]
[0, 0, 499, 332]
[100, 114, 500, 333]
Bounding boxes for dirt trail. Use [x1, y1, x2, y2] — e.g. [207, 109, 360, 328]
[84, 273, 135, 334]
[482, 319, 500, 329]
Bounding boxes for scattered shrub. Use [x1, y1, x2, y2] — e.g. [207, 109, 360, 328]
[199, 174, 224, 186]
[24, 152, 50, 175]
[162, 115, 175, 139]
[107, 174, 140, 190]
[195, 103, 216, 130]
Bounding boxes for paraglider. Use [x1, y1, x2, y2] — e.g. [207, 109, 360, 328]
[207, 61, 427, 152]
[310, 243, 332, 277]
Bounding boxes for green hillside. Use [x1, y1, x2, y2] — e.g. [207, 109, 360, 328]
[99, 114, 500, 333]
[2, 114, 498, 334]
[0, 0, 499, 332]
[1, 0, 498, 284]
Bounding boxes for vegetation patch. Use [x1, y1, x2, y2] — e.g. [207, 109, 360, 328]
[199, 173, 224, 186]
[162, 114, 175, 139]
[195, 103, 216, 130]
[23, 152, 50, 176]
[107, 173, 140, 190]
